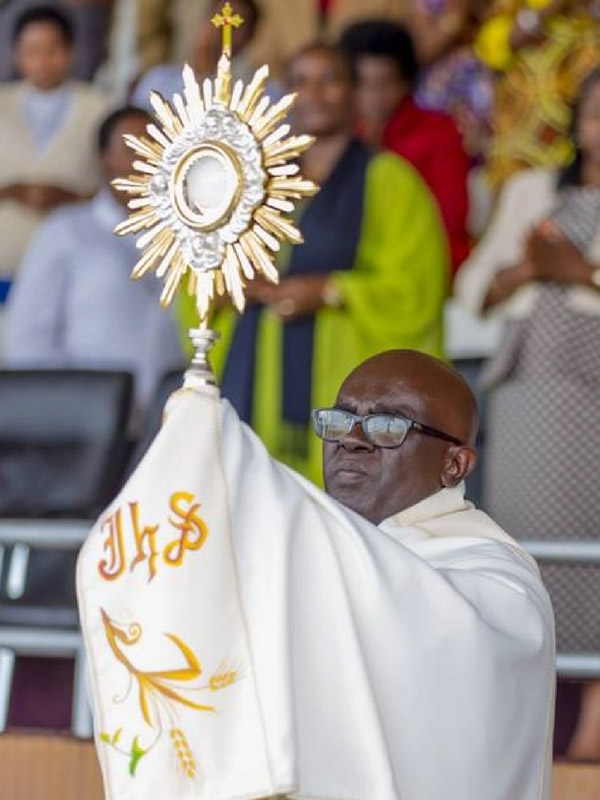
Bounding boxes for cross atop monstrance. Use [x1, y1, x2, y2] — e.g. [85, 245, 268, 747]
[211, 1, 244, 57]
[113, 0, 318, 384]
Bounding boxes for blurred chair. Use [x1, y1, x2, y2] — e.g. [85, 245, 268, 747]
[521, 541, 600, 680]
[0, 370, 133, 736]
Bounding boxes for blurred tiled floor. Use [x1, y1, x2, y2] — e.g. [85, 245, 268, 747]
[0, 733, 103, 800]
[553, 763, 600, 799]
[0, 732, 598, 799]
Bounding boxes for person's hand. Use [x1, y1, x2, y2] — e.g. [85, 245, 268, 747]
[0, 183, 85, 213]
[525, 226, 592, 286]
[481, 218, 590, 311]
[483, 256, 536, 311]
[0, 184, 29, 204]
[243, 274, 280, 307]
[269, 275, 330, 322]
[23, 184, 85, 213]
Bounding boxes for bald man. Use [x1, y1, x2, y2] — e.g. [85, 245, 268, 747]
[79, 350, 554, 800]
[322, 350, 479, 524]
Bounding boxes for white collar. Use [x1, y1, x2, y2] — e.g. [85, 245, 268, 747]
[378, 484, 536, 570]
[23, 81, 70, 103]
[377, 485, 469, 546]
[386, 484, 470, 529]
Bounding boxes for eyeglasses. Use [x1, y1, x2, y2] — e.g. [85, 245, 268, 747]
[312, 407, 464, 449]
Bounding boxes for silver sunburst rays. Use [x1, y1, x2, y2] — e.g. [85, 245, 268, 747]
[113, 14, 318, 323]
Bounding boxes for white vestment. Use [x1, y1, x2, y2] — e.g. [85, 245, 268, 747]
[77, 386, 555, 800]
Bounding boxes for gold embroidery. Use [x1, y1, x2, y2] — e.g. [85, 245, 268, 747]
[101, 609, 215, 727]
[164, 491, 209, 566]
[170, 728, 197, 779]
[99, 610, 243, 781]
[209, 659, 239, 692]
[98, 510, 126, 581]
[96, 491, 209, 581]
[129, 501, 160, 582]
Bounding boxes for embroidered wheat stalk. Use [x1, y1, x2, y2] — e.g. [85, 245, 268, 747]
[209, 661, 238, 691]
[170, 728, 196, 779]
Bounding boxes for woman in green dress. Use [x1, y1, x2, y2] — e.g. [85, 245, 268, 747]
[180, 43, 449, 484]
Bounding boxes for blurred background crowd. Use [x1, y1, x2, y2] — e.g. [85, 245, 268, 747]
[1, 0, 600, 770]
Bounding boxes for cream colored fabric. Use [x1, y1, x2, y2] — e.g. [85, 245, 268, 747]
[455, 168, 600, 321]
[165, 0, 409, 78]
[136, 0, 173, 71]
[156, 0, 409, 79]
[170, 0, 209, 63]
[381, 478, 539, 569]
[248, 0, 409, 78]
[0, 82, 108, 277]
[79, 384, 554, 800]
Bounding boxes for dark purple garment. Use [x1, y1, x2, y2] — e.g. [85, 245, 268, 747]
[8, 657, 73, 731]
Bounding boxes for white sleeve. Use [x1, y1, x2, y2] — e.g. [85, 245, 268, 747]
[454, 171, 549, 316]
[4, 213, 71, 365]
[221, 400, 555, 800]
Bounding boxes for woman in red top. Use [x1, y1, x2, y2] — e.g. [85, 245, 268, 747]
[341, 19, 471, 275]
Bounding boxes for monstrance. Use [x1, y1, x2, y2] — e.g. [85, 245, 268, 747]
[113, 1, 317, 384]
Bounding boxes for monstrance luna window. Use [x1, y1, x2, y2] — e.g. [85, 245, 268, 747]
[113, 2, 318, 323]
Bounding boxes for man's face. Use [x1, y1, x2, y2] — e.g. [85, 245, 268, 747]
[102, 113, 151, 206]
[14, 22, 72, 91]
[323, 368, 453, 525]
[289, 49, 356, 137]
[355, 55, 407, 124]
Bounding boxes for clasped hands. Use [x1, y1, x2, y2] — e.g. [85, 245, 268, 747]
[518, 222, 592, 286]
[483, 217, 593, 311]
[0, 183, 85, 213]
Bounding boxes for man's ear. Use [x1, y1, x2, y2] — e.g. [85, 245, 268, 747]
[440, 446, 477, 488]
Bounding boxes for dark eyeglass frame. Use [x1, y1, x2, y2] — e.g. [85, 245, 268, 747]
[312, 407, 464, 449]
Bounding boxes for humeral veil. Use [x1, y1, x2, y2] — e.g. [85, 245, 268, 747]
[77, 384, 554, 800]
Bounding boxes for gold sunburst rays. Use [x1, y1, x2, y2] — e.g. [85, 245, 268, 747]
[113, 4, 317, 324]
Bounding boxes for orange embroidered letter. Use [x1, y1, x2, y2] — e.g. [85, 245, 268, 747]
[98, 509, 126, 581]
[163, 491, 209, 567]
[129, 502, 160, 582]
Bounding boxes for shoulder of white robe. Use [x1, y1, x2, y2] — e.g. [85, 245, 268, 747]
[381, 484, 540, 573]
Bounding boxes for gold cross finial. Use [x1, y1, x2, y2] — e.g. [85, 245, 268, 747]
[211, 2, 244, 58]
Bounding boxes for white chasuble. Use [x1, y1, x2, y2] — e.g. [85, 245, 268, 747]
[77, 385, 555, 800]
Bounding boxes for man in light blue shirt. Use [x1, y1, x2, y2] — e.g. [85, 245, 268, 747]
[4, 105, 186, 417]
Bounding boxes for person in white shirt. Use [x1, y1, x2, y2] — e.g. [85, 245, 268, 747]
[0, 0, 113, 82]
[0, 5, 109, 289]
[4, 105, 185, 417]
[79, 349, 555, 800]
